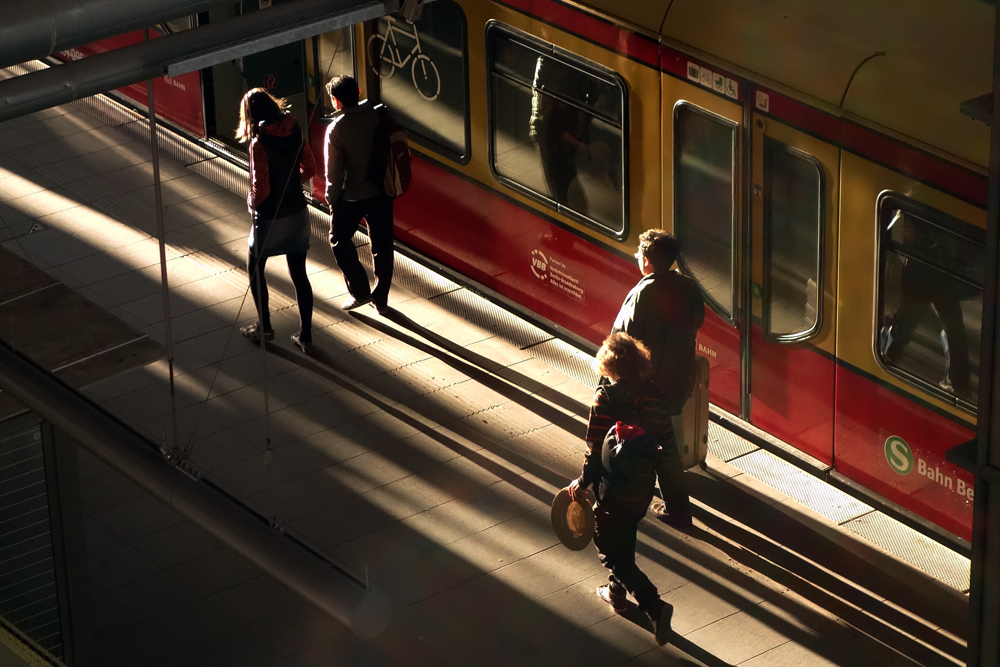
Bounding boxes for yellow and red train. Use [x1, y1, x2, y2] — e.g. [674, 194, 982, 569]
[62, 0, 993, 544]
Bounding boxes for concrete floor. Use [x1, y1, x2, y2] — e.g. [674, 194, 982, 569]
[0, 86, 969, 667]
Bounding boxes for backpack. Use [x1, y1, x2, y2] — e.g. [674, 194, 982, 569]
[368, 104, 412, 197]
[597, 385, 661, 504]
[599, 421, 660, 504]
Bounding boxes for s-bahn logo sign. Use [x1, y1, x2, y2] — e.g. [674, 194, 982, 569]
[884, 436, 914, 475]
[884, 434, 975, 500]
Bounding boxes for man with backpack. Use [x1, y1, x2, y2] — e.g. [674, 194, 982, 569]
[324, 75, 395, 315]
[567, 332, 676, 644]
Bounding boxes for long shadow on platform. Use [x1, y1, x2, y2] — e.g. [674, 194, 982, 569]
[641, 469, 967, 666]
[347, 311, 961, 658]
[256, 346, 742, 666]
[266, 343, 929, 667]
[371, 307, 590, 418]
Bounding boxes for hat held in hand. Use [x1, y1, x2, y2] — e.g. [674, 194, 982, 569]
[551, 487, 595, 551]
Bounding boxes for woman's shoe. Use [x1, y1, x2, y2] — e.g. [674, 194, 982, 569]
[291, 332, 315, 355]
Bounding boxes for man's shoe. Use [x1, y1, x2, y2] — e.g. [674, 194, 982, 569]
[342, 296, 371, 311]
[372, 301, 391, 316]
[646, 599, 673, 644]
[596, 584, 628, 614]
[655, 506, 693, 530]
[291, 332, 315, 355]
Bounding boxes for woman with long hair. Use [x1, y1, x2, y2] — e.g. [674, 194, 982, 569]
[236, 88, 317, 353]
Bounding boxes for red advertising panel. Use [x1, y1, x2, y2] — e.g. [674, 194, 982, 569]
[56, 30, 204, 137]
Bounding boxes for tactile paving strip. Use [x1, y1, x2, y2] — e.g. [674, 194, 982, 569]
[707, 421, 759, 461]
[727, 449, 873, 525]
[525, 337, 600, 388]
[431, 289, 552, 350]
[365, 247, 461, 301]
[187, 155, 250, 200]
[843, 511, 971, 591]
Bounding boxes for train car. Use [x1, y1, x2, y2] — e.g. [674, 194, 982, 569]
[58, 0, 993, 544]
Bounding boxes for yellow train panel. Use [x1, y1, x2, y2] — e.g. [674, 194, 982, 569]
[837, 151, 985, 419]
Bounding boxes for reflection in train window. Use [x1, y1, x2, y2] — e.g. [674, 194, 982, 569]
[310, 27, 355, 113]
[487, 24, 627, 236]
[877, 194, 984, 406]
[673, 103, 737, 322]
[371, 1, 468, 159]
[762, 138, 824, 340]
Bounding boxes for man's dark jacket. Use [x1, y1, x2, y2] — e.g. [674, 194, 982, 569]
[611, 270, 705, 412]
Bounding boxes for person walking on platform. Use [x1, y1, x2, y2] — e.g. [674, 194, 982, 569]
[568, 332, 676, 643]
[236, 88, 317, 354]
[612, 230, 704, 528]
[324, 75, 394, 315]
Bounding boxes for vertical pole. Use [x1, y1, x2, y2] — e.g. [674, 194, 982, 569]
[144, 29, 179, 457]
[363, 19, 381, 106]
[968, 4, 1000, 665]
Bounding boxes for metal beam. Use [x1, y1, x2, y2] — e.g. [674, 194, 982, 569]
[0, 340, 391, 639]
[0, 0, 230, 70]
[969, 1, 1000, 664]
[167, 3, 381, 76]
[0, 0, 385, 123]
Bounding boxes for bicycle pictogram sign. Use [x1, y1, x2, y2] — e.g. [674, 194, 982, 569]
[367, 17, 441, 101]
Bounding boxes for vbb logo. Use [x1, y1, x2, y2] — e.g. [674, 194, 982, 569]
[530, 249, 549, 281]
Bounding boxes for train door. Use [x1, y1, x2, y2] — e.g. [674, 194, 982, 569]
[747, 87, 840, 464]
[663, 56, 743, 417]
[204, 1, 309, 150]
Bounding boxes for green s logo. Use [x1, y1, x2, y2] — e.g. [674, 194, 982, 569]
[885, 436, 914, 475]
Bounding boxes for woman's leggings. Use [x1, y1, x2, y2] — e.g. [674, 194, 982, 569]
[247, 251, 313, 341]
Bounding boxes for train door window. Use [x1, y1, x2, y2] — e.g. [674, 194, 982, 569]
[310, 27, 355, 113]
[487, 23, 627, 237]
[370, 0, 468, 160]
[673, 103, 737, 322]
[877, 193, 984, 405]
[762, 138, 824, 340]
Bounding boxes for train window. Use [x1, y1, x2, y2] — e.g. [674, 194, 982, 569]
[673, 103, 738, 323]
[877, 193, 984, 406]
[762, 138, 824, 341]
[370, 0, 468, 160]
[486, 23, 627, 237]
[311, 27, 355, 112]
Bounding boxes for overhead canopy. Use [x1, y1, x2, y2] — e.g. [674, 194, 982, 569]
[0, 0, 386, 123]
[0, 0, 231, 70]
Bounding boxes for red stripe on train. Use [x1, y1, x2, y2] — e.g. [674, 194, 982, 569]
[496, 0, 659, 67]
[842, 122, 987, 208]
[395, 155, 638, 344]
[752, 86, 840, 143]
[835, 366, 974, 541]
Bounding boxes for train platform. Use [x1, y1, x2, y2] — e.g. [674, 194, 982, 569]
[0, 81, 971, 667]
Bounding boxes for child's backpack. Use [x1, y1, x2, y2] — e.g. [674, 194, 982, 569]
[369, 104, 412, 198]
[598, 384, 660, 505]
[599, 421, 660, 503]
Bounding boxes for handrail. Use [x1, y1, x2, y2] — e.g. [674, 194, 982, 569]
[0, 340, 391, 639]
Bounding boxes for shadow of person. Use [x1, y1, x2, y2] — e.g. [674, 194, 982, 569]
[347, 307, 590, 421]
[608, 599, 733, 665]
